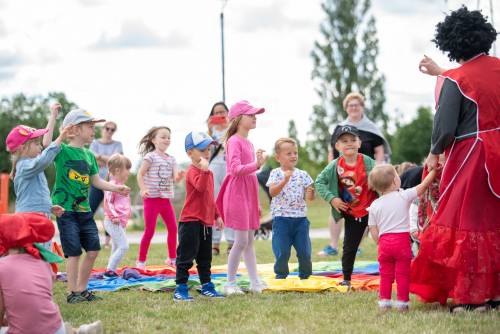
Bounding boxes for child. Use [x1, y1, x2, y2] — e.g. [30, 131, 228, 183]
[216, 100, 268, 294]
[136, 126, 184, 269]
[173, 131, 225, 301]
[6, 103, 67, 249]
[0, 212, 103, 334]
[52, 109, 130, 304]
[266, 138, 315, 279]
[367, 164, 436, 312]
[102, 154, 132, 277]
[315, 125, 377, 289]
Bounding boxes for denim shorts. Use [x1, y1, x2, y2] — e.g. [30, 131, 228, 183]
[56, 211, 101, 257]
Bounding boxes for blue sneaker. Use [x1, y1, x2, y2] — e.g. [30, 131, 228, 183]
[173, 284, 194, 302]
[199, 282, 224, 298]
[318, 245, 338, 256]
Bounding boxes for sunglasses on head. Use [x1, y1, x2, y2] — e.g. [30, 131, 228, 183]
[105, 127, 116, 132]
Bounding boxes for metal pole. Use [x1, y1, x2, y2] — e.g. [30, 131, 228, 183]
[220, 10, 226, 102]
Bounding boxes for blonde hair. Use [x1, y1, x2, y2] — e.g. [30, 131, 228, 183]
[224, 116, 243, 144]
[368, 164, 397, 193]
[274, 137, 297, 154]
[395, 162, 415, 176]
[107, 154, 132, 181]
[343, 92, 365, 110]
[9, 138, 41, 179]
[138, 126, 171, 156]
[104, 121, 117, 129]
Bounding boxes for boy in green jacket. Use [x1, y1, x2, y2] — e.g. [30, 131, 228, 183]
[315, 125, 377, 288]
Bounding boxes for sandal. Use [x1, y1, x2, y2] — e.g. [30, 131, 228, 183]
[212, 247, 220, 256]
[450, 303, 489, 313]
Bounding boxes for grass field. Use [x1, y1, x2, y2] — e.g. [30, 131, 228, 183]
[55, 239, 499, 334]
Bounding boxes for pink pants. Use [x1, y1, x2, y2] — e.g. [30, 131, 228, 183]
[138, 197, 177, 262]
[378, 232, 412, 302]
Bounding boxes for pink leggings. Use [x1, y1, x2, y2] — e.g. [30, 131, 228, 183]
[138, 197, 177, 262]
[378, 232, 412, 302]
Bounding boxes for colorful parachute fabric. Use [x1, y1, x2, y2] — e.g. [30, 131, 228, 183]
[79, 261, 381, 294]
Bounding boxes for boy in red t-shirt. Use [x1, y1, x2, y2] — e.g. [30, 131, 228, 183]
[174, 131, 225, 302]
[315, 125, 377, 288]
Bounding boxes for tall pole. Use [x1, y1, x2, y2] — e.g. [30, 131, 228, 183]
[220, 1, 228, 102]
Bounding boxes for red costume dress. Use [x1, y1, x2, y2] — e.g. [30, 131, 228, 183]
[410, 54, 500, 305]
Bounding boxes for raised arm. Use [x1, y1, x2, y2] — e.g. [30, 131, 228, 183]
[42, 103, 61, 148]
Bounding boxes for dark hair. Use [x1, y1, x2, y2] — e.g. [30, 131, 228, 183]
[209, 101, 229, 118]
[433, 6, 497, 62]
[138, 126, 171, 156]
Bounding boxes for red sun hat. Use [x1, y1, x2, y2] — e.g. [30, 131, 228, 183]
[228, 100, 265, 120]
[6, 125, 48, 153]
[0, 213, 55, 258]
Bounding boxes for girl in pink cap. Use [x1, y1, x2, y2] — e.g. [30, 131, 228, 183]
[5, 103, 70, 249]
[216, 100, 268, 294]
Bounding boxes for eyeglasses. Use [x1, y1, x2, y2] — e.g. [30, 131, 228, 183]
[105, 127, 116, 133]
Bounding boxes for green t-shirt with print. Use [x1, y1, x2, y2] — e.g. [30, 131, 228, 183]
[51, 143, 99, 212]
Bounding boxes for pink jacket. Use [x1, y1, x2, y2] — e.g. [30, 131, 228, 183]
[104, 179, 131, 227]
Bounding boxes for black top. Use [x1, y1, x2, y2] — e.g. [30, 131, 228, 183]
[331, 126, 384, 159]
[431, 78, 477, 155]
[400, 166, 424, 190]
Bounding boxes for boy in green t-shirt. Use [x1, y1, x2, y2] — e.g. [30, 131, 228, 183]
[53, 109, 130, 304]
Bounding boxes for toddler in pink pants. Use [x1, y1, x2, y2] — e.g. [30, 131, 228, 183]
[368, 164, 436, 312]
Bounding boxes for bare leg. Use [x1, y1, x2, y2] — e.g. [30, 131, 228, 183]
[77, 251, 99, 292]
[66, 256, 80, 292]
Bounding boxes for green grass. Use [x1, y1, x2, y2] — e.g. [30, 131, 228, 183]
[55, 239, 499, 334]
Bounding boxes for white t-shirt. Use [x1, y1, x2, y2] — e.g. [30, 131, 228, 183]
[368, 187, 418, 236]
[266, 168, 314, 218]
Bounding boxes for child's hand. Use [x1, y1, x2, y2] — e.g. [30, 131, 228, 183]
[198, 158, 209, 171]
[411, 231, 419, 241]
[51, 205, 65, 217]
[112, 217, 121, 225]
[331, 197, 348, 213]
[116, 185, 130, 196]
[176, 170, 186, 182]
[50, 102, 62, 116]
[283, 170, 293, 180]
[256, 149, 267, 168]
[140, 189, 150, 198]
[306, 186, 315, 200]
[215, 217, 224, 230]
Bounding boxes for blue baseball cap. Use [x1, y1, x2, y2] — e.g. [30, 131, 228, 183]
[185, 131, 216, 152]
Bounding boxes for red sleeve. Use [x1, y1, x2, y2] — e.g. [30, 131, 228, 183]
[187, 167, 210, 192]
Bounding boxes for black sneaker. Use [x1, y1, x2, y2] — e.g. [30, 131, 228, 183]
[339, 280, 352, 291]
[67, 292, 87, 304]
[80, 289, 103, 302]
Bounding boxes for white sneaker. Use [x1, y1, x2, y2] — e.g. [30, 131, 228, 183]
[135, 261, 146, 270]
[249, 279, 268, 293]
[223, 282, 244, 295]
[77, 320, 103, 334]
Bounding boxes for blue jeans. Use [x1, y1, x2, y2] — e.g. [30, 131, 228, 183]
[272, 216, 312, 279]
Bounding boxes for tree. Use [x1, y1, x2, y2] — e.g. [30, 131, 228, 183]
[308, 0, 386, 162]
[390, 106, 433, 164]
[0, 92, 79, 201]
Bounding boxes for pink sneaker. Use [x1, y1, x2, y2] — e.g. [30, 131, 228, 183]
[165, 258, 176, 267]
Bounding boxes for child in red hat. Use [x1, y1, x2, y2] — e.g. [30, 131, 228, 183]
[0, 213, 102, 334]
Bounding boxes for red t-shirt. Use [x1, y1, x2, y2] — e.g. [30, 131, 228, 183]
[336, 154, 377, 218]
[179, 165, 220, 226]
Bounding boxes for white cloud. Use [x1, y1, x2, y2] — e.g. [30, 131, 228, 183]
[91, 20, 189, 50]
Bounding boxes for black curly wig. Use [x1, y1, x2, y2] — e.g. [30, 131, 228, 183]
[433, 6, 497, 62]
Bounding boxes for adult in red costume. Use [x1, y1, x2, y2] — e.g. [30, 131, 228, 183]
[410, 7, 500, 312]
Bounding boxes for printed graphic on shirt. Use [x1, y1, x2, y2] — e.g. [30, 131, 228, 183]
[53, 160, 91, 211]
[337, 167, 363, 207]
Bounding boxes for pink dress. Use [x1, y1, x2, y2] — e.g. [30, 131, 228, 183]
[216, 135, 260, 230]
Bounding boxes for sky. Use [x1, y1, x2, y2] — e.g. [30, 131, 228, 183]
[0, 0, 498, 167]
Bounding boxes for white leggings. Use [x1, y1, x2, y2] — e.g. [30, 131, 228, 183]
[227, 230, 259, 284]
[104, 220, 129, 271]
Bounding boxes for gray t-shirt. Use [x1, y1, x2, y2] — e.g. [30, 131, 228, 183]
[89, 139, 124, 178]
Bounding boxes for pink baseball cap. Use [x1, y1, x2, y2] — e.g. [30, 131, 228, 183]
[228, 100, 265, 120]
[6, 125, 48, 153]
